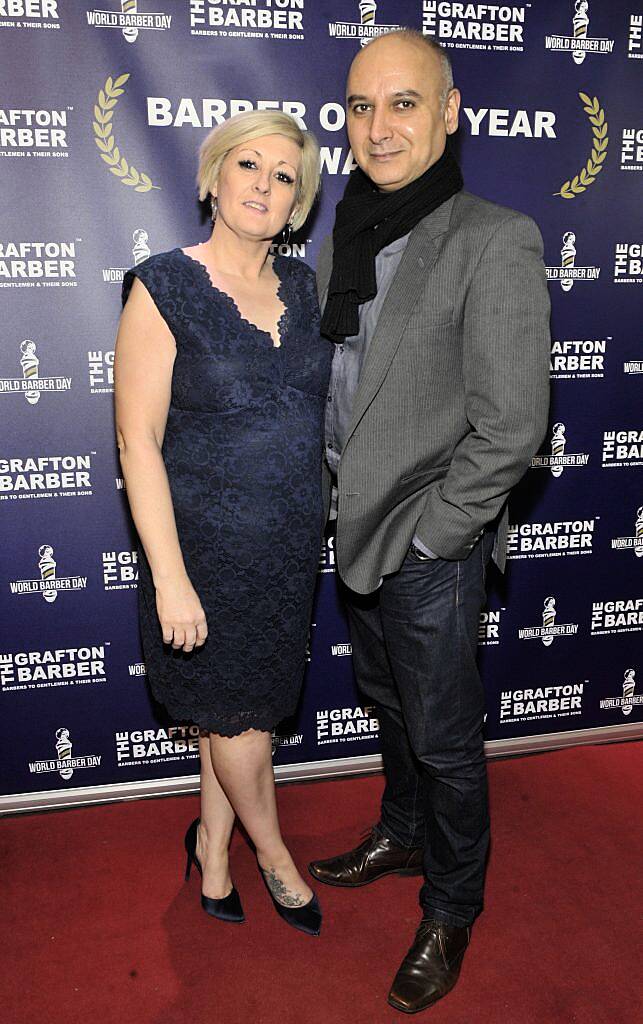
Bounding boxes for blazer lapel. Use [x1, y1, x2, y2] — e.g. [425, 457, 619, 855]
[343, 195, 457, 449]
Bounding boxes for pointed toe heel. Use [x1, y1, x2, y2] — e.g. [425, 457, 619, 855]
[201, 886, 245, 923]
[184, 817, 245, 923]
[260, 869, 322, 936]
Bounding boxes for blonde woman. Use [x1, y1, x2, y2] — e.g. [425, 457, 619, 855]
[115, 110, 331, 935]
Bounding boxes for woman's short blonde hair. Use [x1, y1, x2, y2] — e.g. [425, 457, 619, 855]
[197, 110, 320, 232]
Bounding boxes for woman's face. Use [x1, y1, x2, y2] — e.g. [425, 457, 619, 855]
[214, 133, 302, 241]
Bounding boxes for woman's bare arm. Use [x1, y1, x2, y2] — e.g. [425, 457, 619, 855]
[114, 277, 207, 652]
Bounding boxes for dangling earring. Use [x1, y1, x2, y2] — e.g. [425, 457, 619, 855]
[210, 196, 218, 222]
[282, 220, 292, 245]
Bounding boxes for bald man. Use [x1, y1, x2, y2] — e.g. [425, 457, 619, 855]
[310, 31, 550, 1013]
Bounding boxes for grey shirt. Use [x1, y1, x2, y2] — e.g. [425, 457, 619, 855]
[325, 233, 410, 475]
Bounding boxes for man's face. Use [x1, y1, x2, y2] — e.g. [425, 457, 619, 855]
[345, 37, 460, 192]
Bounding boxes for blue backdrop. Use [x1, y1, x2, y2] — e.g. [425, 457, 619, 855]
[1, 0, 641, 811]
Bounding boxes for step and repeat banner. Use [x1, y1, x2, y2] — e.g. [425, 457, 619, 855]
[1, 1, 641, 811]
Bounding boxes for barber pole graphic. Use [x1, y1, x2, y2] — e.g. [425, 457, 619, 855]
[622, 669, 636, 716]
[122, 0, 139, 42]
[572, 0, 590, 64]
[550, 423, 566, 477]
[542, 597, 557, 646]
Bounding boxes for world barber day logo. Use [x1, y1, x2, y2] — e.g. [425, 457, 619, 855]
[0, 341, 71, 403]
[93, 73, 160, 191]
[546, 232, 600, 290]
[530, 422, 590, 477]
[611, 507, 643, 558]
[600, 669, 642, 717]
[544, 2, 615, 64]
[328, 1, 402, 46]
[28, 728, 101, 781]
[86, 1, 171, 41]
[8, 545, 87, 602]
[518, 596, 579, 646]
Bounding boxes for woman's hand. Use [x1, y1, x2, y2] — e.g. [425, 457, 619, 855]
[155, 575, 208, 652]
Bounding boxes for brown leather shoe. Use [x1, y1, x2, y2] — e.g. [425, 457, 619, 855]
[388, 918, 471, 1014]
[308, 828, 423, 887]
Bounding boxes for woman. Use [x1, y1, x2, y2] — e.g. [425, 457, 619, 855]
[114, 110, 331, 935]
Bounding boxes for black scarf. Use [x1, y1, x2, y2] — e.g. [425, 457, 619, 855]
[320, 146, 463, 342]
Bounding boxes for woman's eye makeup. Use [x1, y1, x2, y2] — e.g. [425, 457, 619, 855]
[237, 159, 295, 185]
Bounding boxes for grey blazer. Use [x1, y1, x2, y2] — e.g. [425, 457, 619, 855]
[318, 190, 551, 596]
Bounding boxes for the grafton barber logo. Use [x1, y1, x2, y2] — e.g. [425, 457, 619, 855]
[0, 107, 70, 158]
[8, 546, 87, 602]
[128, 661, 146, 675]
[628, 14, 642, 58]
[546, 233, 600, 290]
[550, 337, 610, 379]
[0, 240, 79, 287]
[518, 597, 579, 646]
[327, 1, 401, 46]
[422, 2, 528, 52]
[88, 350, 114, 394]
[600, 668, 642, 716]
[190, 0, 304, 40]
[0, 453, 94, 501]
[316, 706, 379, 745]
[507, 519, 597, 560]
[0, 341, 72, 404]
[0, 1, 60, 29]
[463, 106, 556, 138]
[544, 1, 614, 62]
[613, 242, 643, 283]
[602, 430, 643, 468]
[530, 423, 590, 477]
[86, 1, 171, 40]
[591, 599, 643, 635]
[318, 534, 336, 574]
[621, 128, 643, 170]
[500, 683, 584, 724]
[28, 729, 101, 780]
[611, 507, 643, 557]
[478, 608, 505, 646]
[0, 645, 108, 691]
[102, 227, 151, 284]
[331, 642, 352, 657]
[102, 550, 138, 590]
[115, 725, 200, 766]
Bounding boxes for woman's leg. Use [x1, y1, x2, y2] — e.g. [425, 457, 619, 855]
[209, 729, 313, 905]
[197, 731, 236, 898]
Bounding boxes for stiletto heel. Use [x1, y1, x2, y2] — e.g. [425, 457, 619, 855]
[183, 817, 245, 923]
[259, 866, 322, 936]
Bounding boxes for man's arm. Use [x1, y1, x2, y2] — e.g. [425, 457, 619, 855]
[414, 212, 551, 560]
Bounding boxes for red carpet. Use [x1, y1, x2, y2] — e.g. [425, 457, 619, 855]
[1, 743, 641, 1024]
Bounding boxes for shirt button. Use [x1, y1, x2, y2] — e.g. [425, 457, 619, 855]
[327, 394, 332, 403]
[328, 443, 334, 450]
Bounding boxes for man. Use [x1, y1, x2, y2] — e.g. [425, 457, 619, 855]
[309, 30, 550, 1014]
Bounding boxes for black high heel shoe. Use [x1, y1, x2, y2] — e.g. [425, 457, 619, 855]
[184, 818, 245, 923]
[259, 865, 322, 936]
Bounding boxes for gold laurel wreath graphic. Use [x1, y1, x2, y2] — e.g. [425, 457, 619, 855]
[554, 92, 608, 199]
[93, 73, 160, 192]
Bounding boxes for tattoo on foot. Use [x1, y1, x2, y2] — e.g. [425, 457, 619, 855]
[262, 867, 307, 907]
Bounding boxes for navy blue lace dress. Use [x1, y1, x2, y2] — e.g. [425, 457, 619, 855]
[121, 249, 332, 736]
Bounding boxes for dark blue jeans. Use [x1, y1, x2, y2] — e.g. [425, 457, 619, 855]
[341, 532, 494, 927]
